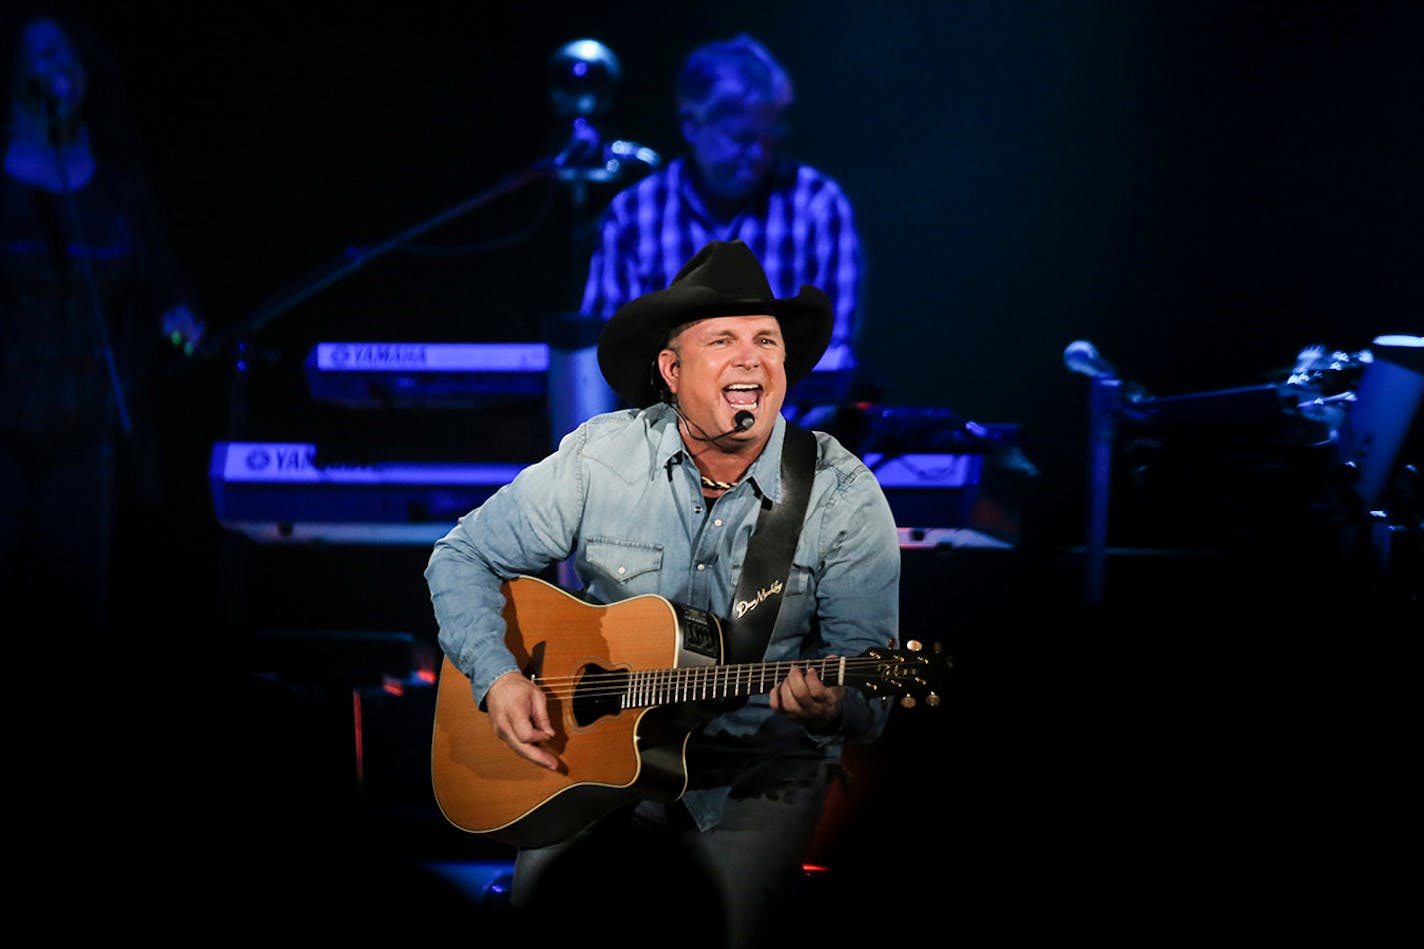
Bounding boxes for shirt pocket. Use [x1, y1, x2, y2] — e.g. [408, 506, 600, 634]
[585, 537, 664, 586]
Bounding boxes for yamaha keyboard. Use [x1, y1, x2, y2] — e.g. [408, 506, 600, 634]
[304, 342, 549, 407]
[303, 341, 858, 408]
[210, 439, 1011, 549]
[210, 441, 525, 545]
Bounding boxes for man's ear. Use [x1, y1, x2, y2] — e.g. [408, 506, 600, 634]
[657, 348, 680, 398]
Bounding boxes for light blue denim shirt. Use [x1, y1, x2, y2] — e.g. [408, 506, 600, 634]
[425, 404, 901, 829]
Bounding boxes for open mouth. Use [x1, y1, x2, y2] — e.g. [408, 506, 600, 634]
[723, 383, 762, 412]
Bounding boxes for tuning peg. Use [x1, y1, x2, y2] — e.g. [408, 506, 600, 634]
[906, 640, 923, 653]
[926, 693, 941, 707]
[899, 696, 917, 709]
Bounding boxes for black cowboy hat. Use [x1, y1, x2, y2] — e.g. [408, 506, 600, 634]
[597, 239, 834, 407]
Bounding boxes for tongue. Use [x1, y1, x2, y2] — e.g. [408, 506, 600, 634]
[725, 389, 758, 406]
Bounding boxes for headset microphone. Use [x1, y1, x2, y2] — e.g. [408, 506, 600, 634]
[706, 409, 755, 439]
[671, 404, 757, 441]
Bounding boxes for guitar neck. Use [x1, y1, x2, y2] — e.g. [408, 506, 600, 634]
[556, 656, 852, 710]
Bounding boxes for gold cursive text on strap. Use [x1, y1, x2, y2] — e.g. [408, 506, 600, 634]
[732, 579, 784, 619]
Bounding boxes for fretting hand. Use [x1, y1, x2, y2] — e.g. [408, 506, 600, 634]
[769, 662, 845, 733]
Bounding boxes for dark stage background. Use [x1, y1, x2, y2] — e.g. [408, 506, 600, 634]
[96, 1, 1422, 533]
[66, 1, 1419, 938]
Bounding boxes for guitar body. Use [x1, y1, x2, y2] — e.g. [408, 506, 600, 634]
[431, 575, 723, 848]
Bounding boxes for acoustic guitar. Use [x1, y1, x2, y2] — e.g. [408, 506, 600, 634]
[430, 574, 951, 848]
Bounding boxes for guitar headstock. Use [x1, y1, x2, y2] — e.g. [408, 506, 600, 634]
[849, 640, 953, 708]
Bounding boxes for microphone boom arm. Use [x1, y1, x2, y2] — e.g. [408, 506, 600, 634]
[195, 161, 557, 362]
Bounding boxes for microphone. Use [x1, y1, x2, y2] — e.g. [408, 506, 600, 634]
[702, 408, 756, 439]
[1064, 339, 1153, 402]
[552, 119, 661, 181]
[672, 404, 756, 441]
[1063, 340, 1120, 379]
[608, 139, 661, 169]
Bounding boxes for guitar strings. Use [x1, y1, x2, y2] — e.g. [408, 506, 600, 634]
[527, 656, 888, 690]
[523, 656, 922, 701]
[523, 656, 913, 688]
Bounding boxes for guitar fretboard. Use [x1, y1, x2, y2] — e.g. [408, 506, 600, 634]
[623, 657, 846, 707]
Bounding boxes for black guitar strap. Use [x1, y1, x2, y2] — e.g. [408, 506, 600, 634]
[722, 421, 817, 665]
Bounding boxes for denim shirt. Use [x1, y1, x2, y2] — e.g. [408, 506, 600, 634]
[424, 404, 901, 830]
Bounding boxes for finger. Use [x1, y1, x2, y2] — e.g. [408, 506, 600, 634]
[777, 678, 810, 717]
[786, 665, 822, 705]
[506, 699, 555, 744]
[527, 687, 556, 738]
[496, 714, 559, 770]
[516, 742, 560, 771]
[803, 668, 837, 705]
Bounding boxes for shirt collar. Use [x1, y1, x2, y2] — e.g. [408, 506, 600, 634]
[649, 402, 786, 503]
[742, 414, 787, 503]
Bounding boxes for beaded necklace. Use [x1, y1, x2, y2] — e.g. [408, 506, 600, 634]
[699, 475, 738, 492]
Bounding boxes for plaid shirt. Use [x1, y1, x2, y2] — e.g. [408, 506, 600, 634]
[580, 157, 863, 352]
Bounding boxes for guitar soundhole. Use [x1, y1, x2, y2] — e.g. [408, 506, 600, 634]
[572, 663, 628, 727]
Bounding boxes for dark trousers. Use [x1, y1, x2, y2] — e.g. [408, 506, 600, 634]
[512, 763, 834, 949]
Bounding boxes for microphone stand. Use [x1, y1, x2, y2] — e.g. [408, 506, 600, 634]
[195, 161, 558, 369]
[1083, 375, 1122, 606]
[193, 159, 573, 441]
[544, 115, 639, 448]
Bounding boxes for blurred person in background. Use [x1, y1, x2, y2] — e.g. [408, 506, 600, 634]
[1, 4, 205, 644]
[579, 34, 869, 416]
